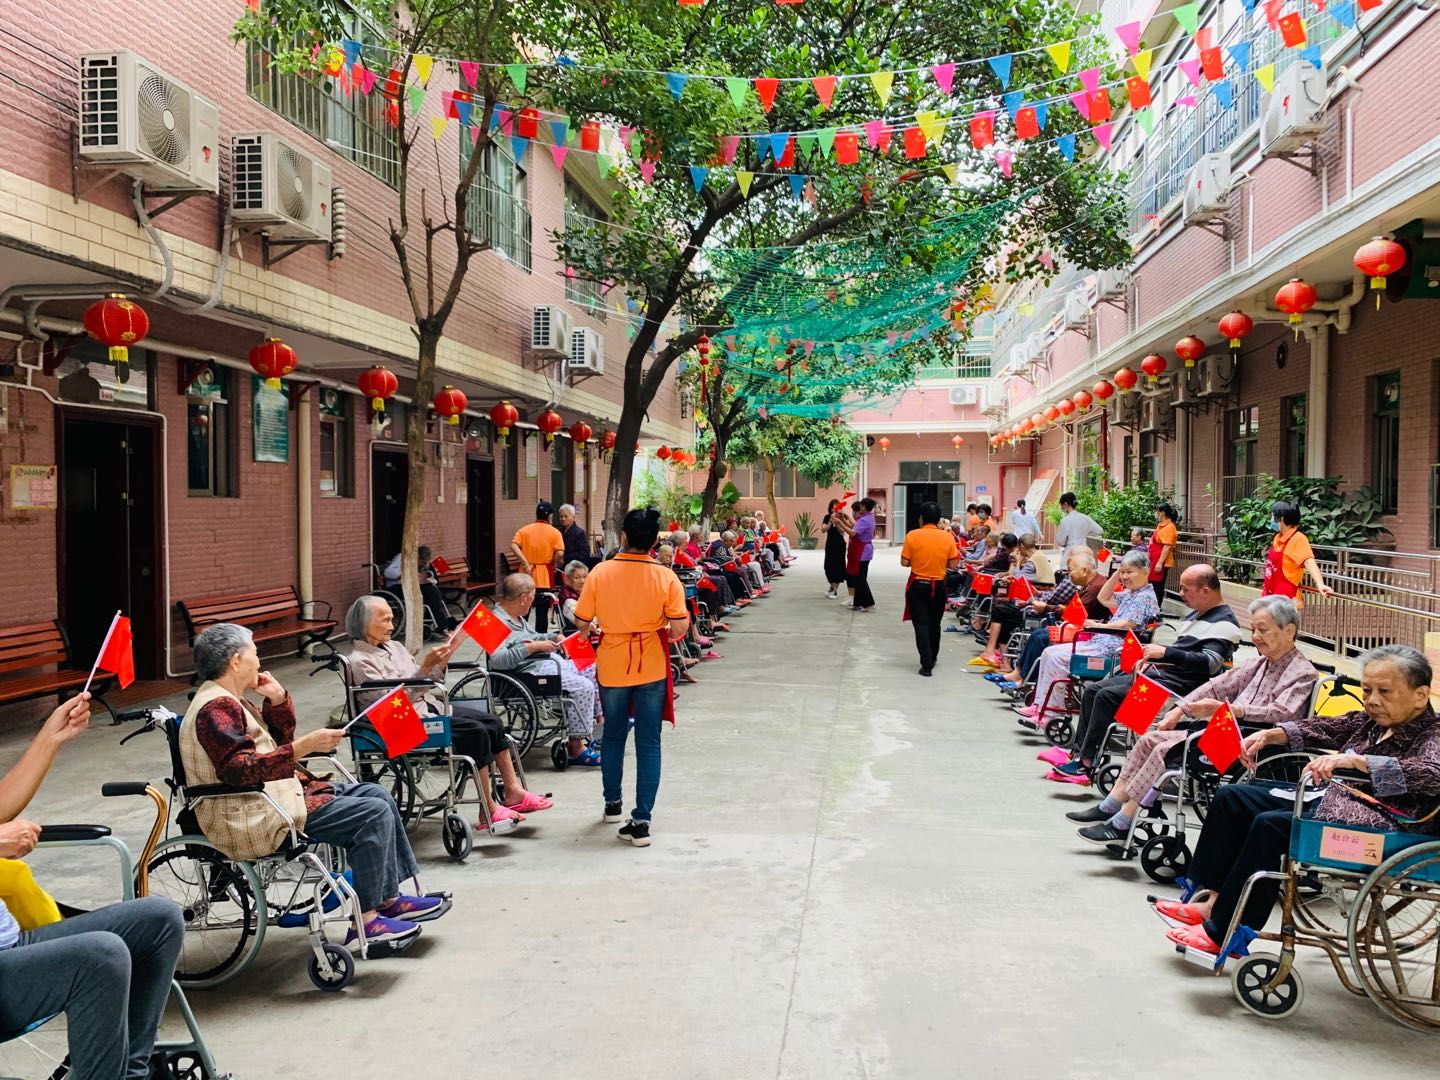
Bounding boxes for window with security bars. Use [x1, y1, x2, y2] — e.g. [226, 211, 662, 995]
[1372, 373, 1400, 515]
[565, 179, 608, 321]
[1282, 395, 1306, 479]
[245, 13, 398, 187]
[463, 138, 532, 270]
[1222, 406, 1260, 506]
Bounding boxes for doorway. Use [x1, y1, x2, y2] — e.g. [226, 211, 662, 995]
[371, 447, 408, 566]
[59, 413, 164, 679]
[466, 457, 496, 585]
[894, 482, 965, 535]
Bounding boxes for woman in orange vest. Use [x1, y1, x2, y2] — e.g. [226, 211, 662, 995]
[1261, 500, 1335, 602]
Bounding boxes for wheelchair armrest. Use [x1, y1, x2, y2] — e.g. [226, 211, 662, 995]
[187, 782, 264, 797]
[300, 754, 357, 783]
[101, 781, 151, 798]
[447, 660, 482, 670]
[359, 678, 439, 690]
[1080, 624, 1132, 638]
[38, 824, 112, 843]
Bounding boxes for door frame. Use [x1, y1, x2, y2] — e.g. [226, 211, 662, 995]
[55, 407, 167, 679]
[369, 442, 410, 568]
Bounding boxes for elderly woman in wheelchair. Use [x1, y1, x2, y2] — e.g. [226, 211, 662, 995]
[1154, 644, 1440, 962]
[181, 624, 450, 951]
[0, 690, 186, 1080]
[346, 595, 552, 828]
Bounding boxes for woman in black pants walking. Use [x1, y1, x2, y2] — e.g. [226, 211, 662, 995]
[848, 498, 878, 612]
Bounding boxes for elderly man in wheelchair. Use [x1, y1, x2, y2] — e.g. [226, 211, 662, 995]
[0, 691, 186, 1080]
[491, 572, 604, 768]
[1153, 644, 1440, 971]
[181, 624, 450, 950]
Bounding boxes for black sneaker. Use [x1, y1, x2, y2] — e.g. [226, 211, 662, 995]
[617, 819, 651, 847]
[1065, 805, 1110, 823]
[603, 802, 623, 823]
[1077, 821, 1126, 845]
[918, 667, 933, 677]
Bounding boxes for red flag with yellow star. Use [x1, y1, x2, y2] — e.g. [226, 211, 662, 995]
[355, 686, 426, 758]
[1120, 630, 1144, 674]
[1062, 594, 1087, 629]
[1198, 702, 1244, 773]
[1113, 673, 1169, 735]
[1007, 576, 1034, 603]
[456, 601, 510, 654]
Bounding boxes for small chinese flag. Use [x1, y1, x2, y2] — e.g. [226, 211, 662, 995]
[561, 632, 596, 671]
[741, 552, 753, 565]
[430, 555, 451, 575]
[1126, 77, 1152, 109]
[1015, 106, 1040, 139]
[1097, 546, 1112, 562]
[360, 687, 426, 758]
[724, 560, 738, 572]
[1278, 12, 1307, 47]
[1008, 576, 1034, 603]
[1120, 629, 1144, 673]
[1198, 702, 1244, 773]
[1114, 673, 1169, 735]
[457, 602, 511, 654]
[970, 113, 995, 149]
[973, 573, 994, 596]
[1199, 47, 1224, 81]
[1062, 594, 1087, 629]
[91, 613, 135, 690]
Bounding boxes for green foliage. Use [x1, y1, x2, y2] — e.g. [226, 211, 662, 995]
[633, 471, 698, 528]
[1220, 475, 1393, 578]
[716, 481, 742, 521]
[1069, 476, 1179, 544]
[793, 511, 814, 539]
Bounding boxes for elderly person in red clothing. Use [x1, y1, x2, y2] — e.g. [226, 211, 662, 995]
[1068, 595, 1318, 844]
[1155, 643, 1440, 956]
[179, 623, 449, 947]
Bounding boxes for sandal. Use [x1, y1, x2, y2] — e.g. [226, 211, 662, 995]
[1165, 923, 1244, 958]
[567, 747, 602, 767]
[506, 791, 554, 814]
[1152, 899, 1208, 927]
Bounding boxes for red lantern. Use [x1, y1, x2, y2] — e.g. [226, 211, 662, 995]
[1073, 389, 1094, 411]
[877, 436, 891, 454]
[537, 408, 563, 446]
[1175, 335, 1206, 368]
[1044, 405, 1061, 424]
[599, 429, 616, 457]
[1216, 314, 1251, 353]
[1030, 412, 1045, 431]
[1019, 418, 1033, 434]
[1140, 353, 1167, 384]
[1113, 367, 1138, 393]
[1093, 380, 1115, 401]
[1354, 236, 1407, 307]
[568, 421, 593, 446]
[1058, 398, 1077, 416]
[432, 385, 467, 426]
[656, 445, 672, 461]
[357, 365, 399, 413]
[82, 294, 149, 365]
[951, 434, 965, 451]
[489, 400, 519, 444]
[1275, 278, 1317, 327]
[248, 337, 296, 390]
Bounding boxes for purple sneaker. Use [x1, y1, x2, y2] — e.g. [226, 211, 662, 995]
[347, 914, 421, 946]
[379, 895, 451, 923]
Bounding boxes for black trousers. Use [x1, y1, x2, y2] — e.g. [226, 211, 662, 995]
[446, 703, 510, 768]
[1077, 672, 1139, 760]
[416, 582, 452, 632]
[532, 590, 557, 634]
[1192, 783, 1298, 943]
[1151, 566, 1170, 607]
[849, 560, 875, 608]
[906, 578, 946, 671]
[989, 601, 1026, 645]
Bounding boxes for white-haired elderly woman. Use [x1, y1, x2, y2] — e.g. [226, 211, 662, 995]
[558, 559, 590, 632]
[1015, 549, 1161, 724]
[345, 596, 550, 827]
[753, 509, 794, 563]
[1069, 595, 1318, 845]
[179, 623, 447, 947]
[491, 573, 605, 767]
[726, 530, 770, 594]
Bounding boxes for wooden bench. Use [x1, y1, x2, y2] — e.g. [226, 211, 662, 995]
[435, 557, 493, 600]
[0, 620, 115, 719]
[177, 587, 336, 659]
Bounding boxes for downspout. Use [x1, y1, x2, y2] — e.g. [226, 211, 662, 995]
[1174, 407, 1190, 515]
[1305, 324, 1330, 477]
[297, 390, 314, 616]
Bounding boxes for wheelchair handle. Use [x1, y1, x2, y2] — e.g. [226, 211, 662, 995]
[101, 781, 151, 797]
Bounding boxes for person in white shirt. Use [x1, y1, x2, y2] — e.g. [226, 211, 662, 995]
[1008, 499, 1041, 538]
[1054, 491, 1103, 551]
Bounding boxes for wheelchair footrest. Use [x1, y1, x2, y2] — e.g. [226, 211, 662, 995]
[364, 936, 418, 960]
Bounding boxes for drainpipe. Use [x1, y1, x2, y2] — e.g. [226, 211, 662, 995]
[297, 391, 314, 613]
[1174, 407, 1190, 514]
[1305, 324, 1330, 478]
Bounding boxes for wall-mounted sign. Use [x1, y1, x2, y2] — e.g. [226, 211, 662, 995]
[318, 386, 346, 417]
[9, 464, 57, 510]
[524, 432, 538, 478]
[252, 377, 290, 463]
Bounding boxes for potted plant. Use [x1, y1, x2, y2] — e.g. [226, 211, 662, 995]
[793, 511, 818, 549]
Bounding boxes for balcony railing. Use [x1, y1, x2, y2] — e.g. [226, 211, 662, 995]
[1220, 473, 1260, 508]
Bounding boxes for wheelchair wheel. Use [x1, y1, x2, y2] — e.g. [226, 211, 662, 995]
[1346, 842, 1440, 1033]
[307, 942, 355, 992]
[148, 837, 266, 988]
[467, 670, 540, 755]
[155, 1050, 211, 1080]
[1094, 763, 1122, 797]
[551, 741, 569, 771]
[1231, 954, 1304, 1020]
[442, 813, 473, 861]
[1043, 716, 1073, 747]
[1140, 834, 1190, 885]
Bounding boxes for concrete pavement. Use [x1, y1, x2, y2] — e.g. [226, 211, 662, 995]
[5, 550, 1437, 1079]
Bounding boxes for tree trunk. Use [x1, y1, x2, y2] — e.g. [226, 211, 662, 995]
[601, 398, 648, 551]
[700, 434, 729, 533]
[400, 328, 440, 654]
[765, 457, 779, 531]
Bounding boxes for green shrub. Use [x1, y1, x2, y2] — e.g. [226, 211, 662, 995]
[1067, 475, 1180, 543]
[1219, 475, 1392, 581]
[793, 511, 814, 538]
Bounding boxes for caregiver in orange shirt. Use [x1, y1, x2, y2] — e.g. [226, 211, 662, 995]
[572, 508, 689, 848]
[1148, 501, 1180, 606]
[1261, 500, 1335, 604]
[512, 500, 565, 632]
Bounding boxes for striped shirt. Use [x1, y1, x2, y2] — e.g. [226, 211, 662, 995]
[0, 899, 18, 949]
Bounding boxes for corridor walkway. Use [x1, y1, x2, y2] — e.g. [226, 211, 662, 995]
[9, 551, 1438, 1078]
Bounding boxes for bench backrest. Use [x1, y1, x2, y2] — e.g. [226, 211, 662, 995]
[0, 620, 72, 676]
[180, 588, 302, 634]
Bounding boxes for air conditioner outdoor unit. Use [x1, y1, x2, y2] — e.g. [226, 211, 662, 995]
[1096, 267, 1130, 301]
[1172, 366, 1201, 410]
[1024, 332, 1046, 364]
[231, 132, 332, 240]
[569, 327, 604, 374]
[1182, 152, 1232, 226]
[531, 305, 573, 356]
[1197, 353, 1238, 399]
[947, 386, 982, 406]
[78, 50, 219, 193]
[1064, 289, 1091, 330]
[1007, 344, 1028, 373]
[1259, 62, 1328, 159]
[1139, 395, 1173, 436]
[1110, 391, 1142, 427]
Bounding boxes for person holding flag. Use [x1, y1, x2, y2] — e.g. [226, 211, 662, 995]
[986, 547, 1108, 687]
[346, 595, 551, 829]
[572, 508, 689, 848]
[180, 624, 448, 947]
[1069, 596, 1317, 844]
[1156, 644, 1440, 958]
[1015, 550, 1159, 726]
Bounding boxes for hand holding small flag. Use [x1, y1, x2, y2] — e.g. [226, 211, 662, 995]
[1120, 630, 1143, 674]
[1197, 702, 1244, 774]
[1007, 576, 1034, 603]
[561, 632, 596, 670]
[1114, 673, 1170, 735]
[1061, 594, 1087, 629]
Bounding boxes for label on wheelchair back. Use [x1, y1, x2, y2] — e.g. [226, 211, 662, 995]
[1083, 656, 1108, 671]
[1318, 826, 1385, 867]
[423, 719, 446, 736]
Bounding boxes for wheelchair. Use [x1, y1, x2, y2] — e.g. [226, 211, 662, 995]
[1180, 773, 1440, 1031]
[316, 652, 528, 860]
[0, 780, 226, 1079]
[449, 659, 581, 771]
[122, 705, 442, 993]
[362, 562, 443, 640]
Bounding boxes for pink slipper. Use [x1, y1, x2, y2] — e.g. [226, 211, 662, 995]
[489, 804, 525, 826]
[506, 792, 553, 814]
[1036, 747, 1070, 766]
[1044, 769, 1092, 786]
[1165, 924, 1244, 957]
[701, 650, 722, 660]
[1016, 704, 1038, 718]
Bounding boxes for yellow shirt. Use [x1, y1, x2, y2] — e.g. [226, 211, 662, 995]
[900, 525, 959, 580]
[513, 521, 565, 588]
[574, 554, 687, 687]
[1154, 521, 1178, 567]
